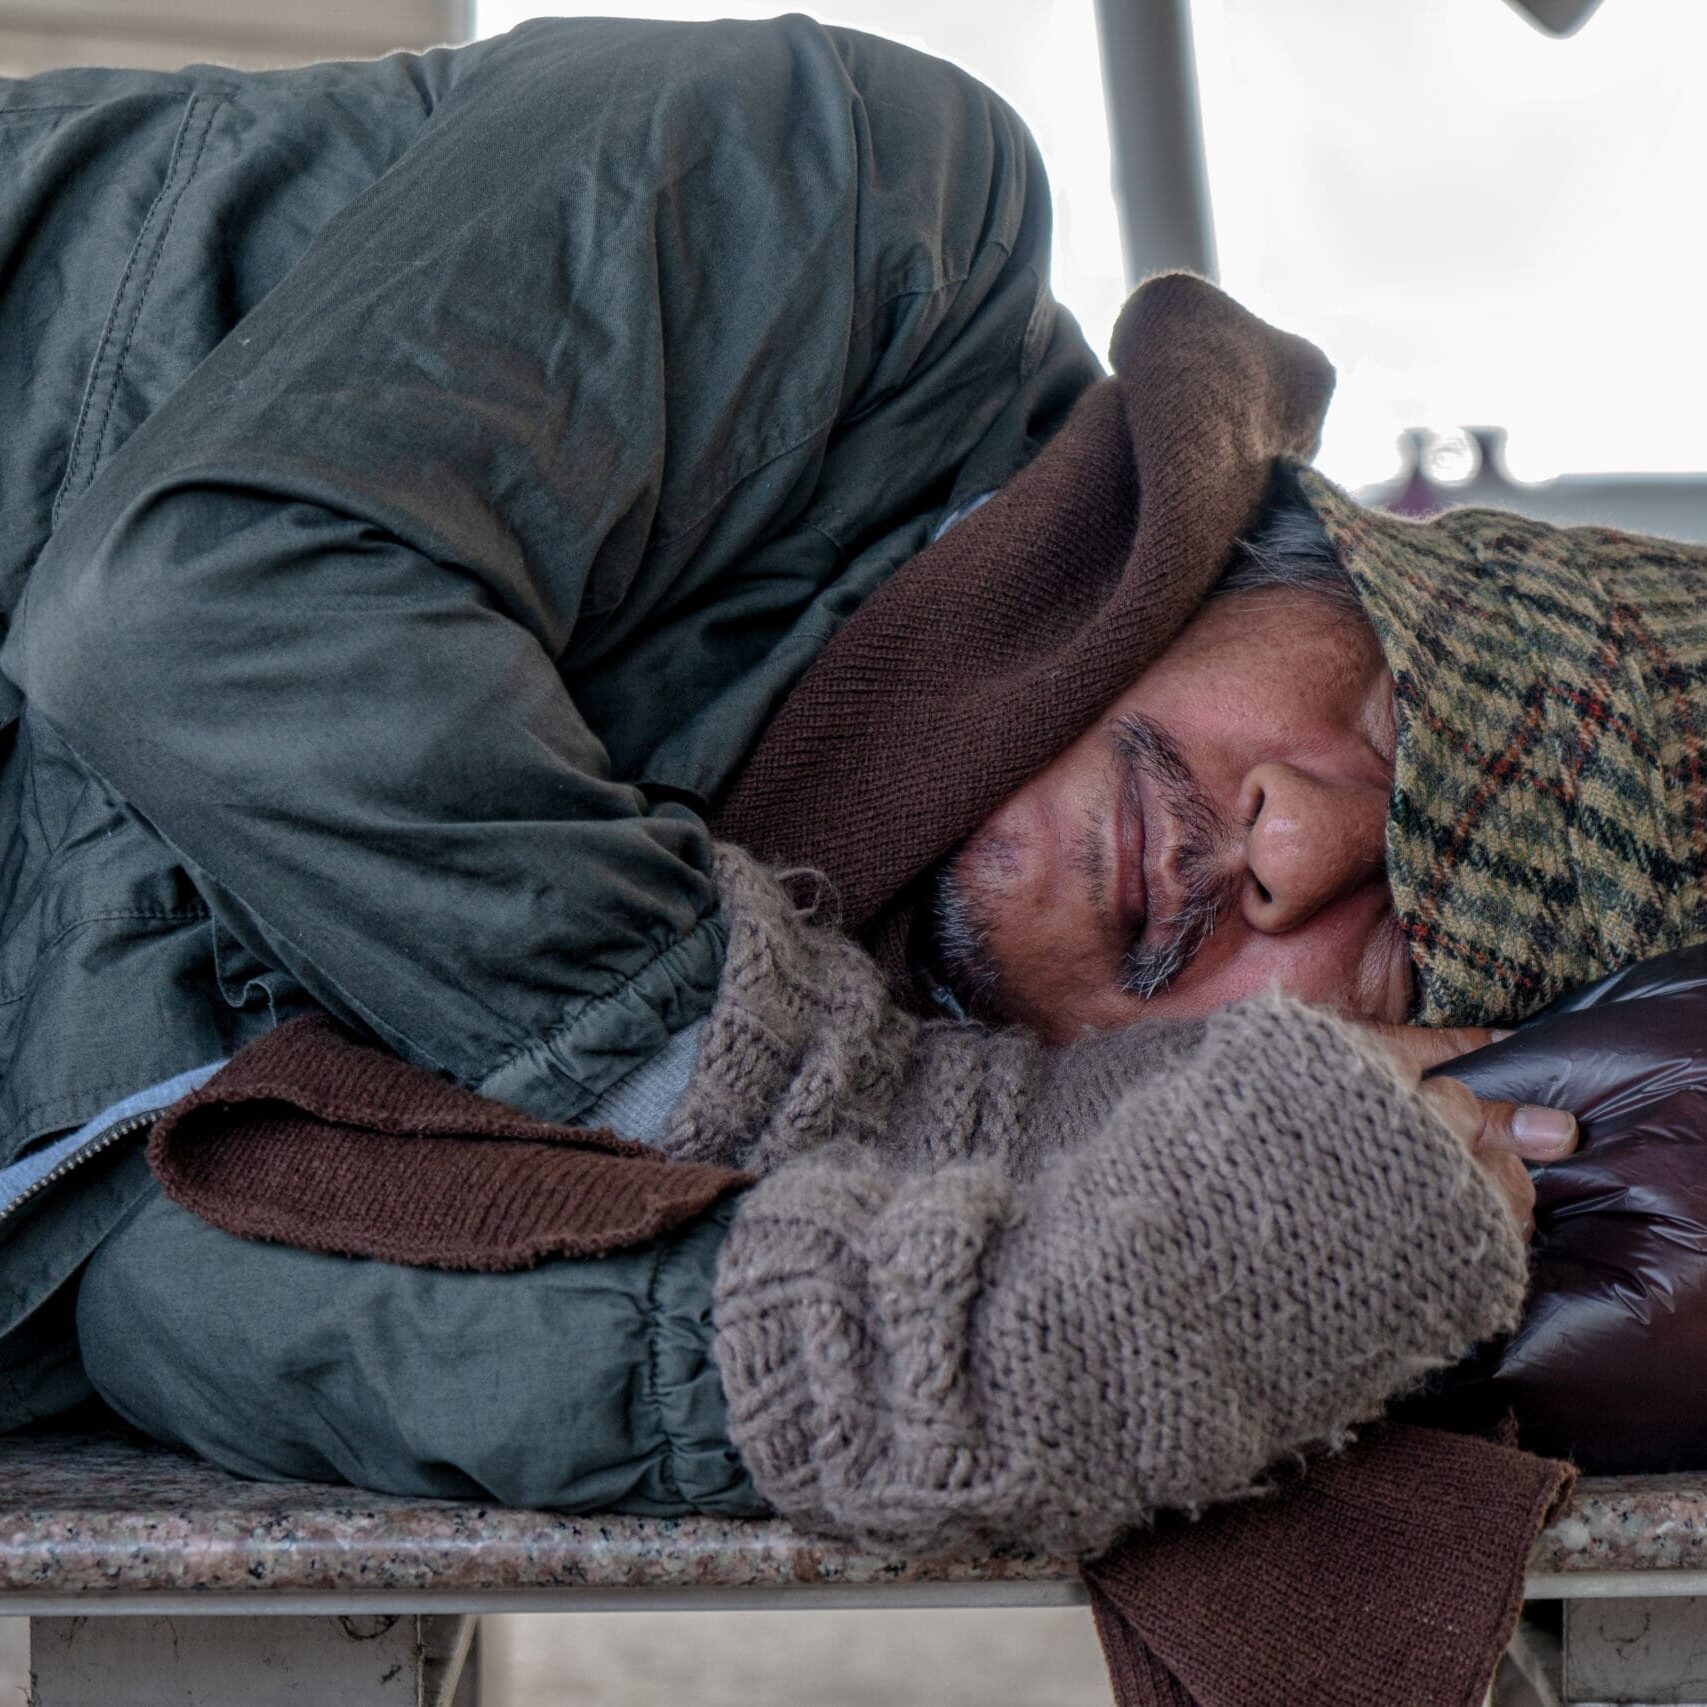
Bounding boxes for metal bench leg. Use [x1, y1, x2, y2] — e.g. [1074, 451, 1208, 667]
[425, 1614, 481, 1707]
[28, 1612, 479, 1706]
[1565, 1595, 1707, 1704]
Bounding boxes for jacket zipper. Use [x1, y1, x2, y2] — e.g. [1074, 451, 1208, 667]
[0, 1108, 164, 1232]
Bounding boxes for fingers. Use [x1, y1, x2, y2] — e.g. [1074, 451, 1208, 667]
[1476, 1098, 1579, 1162]
[1352, 1023, 1575, 1243]
[1480, 1148, 1537, 1242]
[1358, 1020, 1500, 1080]
[1416, 1078, 1572, 1244]
[1419, 1077, 1579, 1161]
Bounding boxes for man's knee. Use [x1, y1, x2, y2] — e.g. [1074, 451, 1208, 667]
[75, 1183, 342, 1482]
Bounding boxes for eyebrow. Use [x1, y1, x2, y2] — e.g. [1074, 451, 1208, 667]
[1111, 715, 1238, 999]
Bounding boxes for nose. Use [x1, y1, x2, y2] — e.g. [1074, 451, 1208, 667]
[1236, 762, 1387, 933]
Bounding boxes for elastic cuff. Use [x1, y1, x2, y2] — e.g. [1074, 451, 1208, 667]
[476, 906, 728, 1120]
[651, 1193, 769, 1517]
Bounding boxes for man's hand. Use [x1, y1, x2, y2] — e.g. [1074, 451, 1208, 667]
[1353, 1023, 1579, 1241]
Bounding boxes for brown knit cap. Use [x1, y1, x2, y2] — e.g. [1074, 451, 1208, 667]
[714, 272, 1334, 983]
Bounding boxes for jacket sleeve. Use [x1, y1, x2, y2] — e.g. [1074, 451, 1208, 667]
[76, 1178, 763, 1517]
[1, 17, 1093, 1120]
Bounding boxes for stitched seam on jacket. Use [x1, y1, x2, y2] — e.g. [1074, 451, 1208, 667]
[652, 263, 987, 547]
[53, 97, 199, 521]
[86, 95, 222, 475]
[0, 908, 209, 1008]
[807, 259, 1012, 547]
[847, 264, 984, 342]
[22, 734, 51, 854]
[653, 414, 841, 548]
[53, 91, 225, 525]
[10, 1076, 175, 1148]
[27, 743, 94, 869]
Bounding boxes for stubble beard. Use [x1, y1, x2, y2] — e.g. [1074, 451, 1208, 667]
[928, 714, 1231, 1026]
[928, 830, 1017, 1021]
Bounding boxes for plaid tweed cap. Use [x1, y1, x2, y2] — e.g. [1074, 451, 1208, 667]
[1297, 467, 1707, 1026]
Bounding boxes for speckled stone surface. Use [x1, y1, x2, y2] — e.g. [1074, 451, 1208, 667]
[1, 1434, 1700, 1596]
[0, 1434, 1077, 1596]
[1529, 1473, 1707, 1574]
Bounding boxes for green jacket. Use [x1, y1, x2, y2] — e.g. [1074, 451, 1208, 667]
[0, 17, 1099, 1487]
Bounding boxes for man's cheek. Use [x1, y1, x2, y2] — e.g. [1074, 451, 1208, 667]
[980, 917, 1135, 1042]
[1169, 918, 1379, 1020]
[958, 825, 1026, 898]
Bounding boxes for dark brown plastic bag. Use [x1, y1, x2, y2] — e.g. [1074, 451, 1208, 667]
[1417, 944, 1707, 1470]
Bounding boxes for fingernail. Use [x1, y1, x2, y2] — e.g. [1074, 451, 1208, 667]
[1513, 1105, 1576, 1151]
[1490, 1028, 1515, 1043]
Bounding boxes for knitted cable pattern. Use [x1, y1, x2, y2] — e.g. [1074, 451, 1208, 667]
[665, 845, 1205, 1178]
[676, 846, 1529, 1558]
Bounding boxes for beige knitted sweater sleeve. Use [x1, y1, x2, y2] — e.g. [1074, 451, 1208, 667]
[665, 846, 1529, 1559]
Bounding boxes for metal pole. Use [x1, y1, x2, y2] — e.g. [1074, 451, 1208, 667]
[442, 0, 478, 44]
[1091, 0, 1218, 286]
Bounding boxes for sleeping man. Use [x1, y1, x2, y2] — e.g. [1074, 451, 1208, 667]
[2, 15, 1692, 1554]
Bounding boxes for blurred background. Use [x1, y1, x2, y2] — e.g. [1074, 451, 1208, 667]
[0, 0, 467, 76]
[0, 2, 1692, 1701]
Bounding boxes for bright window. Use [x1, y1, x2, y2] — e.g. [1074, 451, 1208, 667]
[1190, 0, 1707, 485]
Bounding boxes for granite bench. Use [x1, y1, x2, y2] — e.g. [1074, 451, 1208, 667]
[5, 1432, 1707, 1705]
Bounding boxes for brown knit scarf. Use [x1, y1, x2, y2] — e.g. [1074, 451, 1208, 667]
[147, 1014, 748, 1268]
[143, 272, 1576, 1707]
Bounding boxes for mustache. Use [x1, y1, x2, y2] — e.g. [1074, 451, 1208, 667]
[1111, 715, 1235, 999]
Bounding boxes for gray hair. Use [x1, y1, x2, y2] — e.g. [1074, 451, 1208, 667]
[1216, 472, 1365, 620]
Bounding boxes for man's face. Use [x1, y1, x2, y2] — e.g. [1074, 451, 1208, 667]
[933, 583, 1410, 1042]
